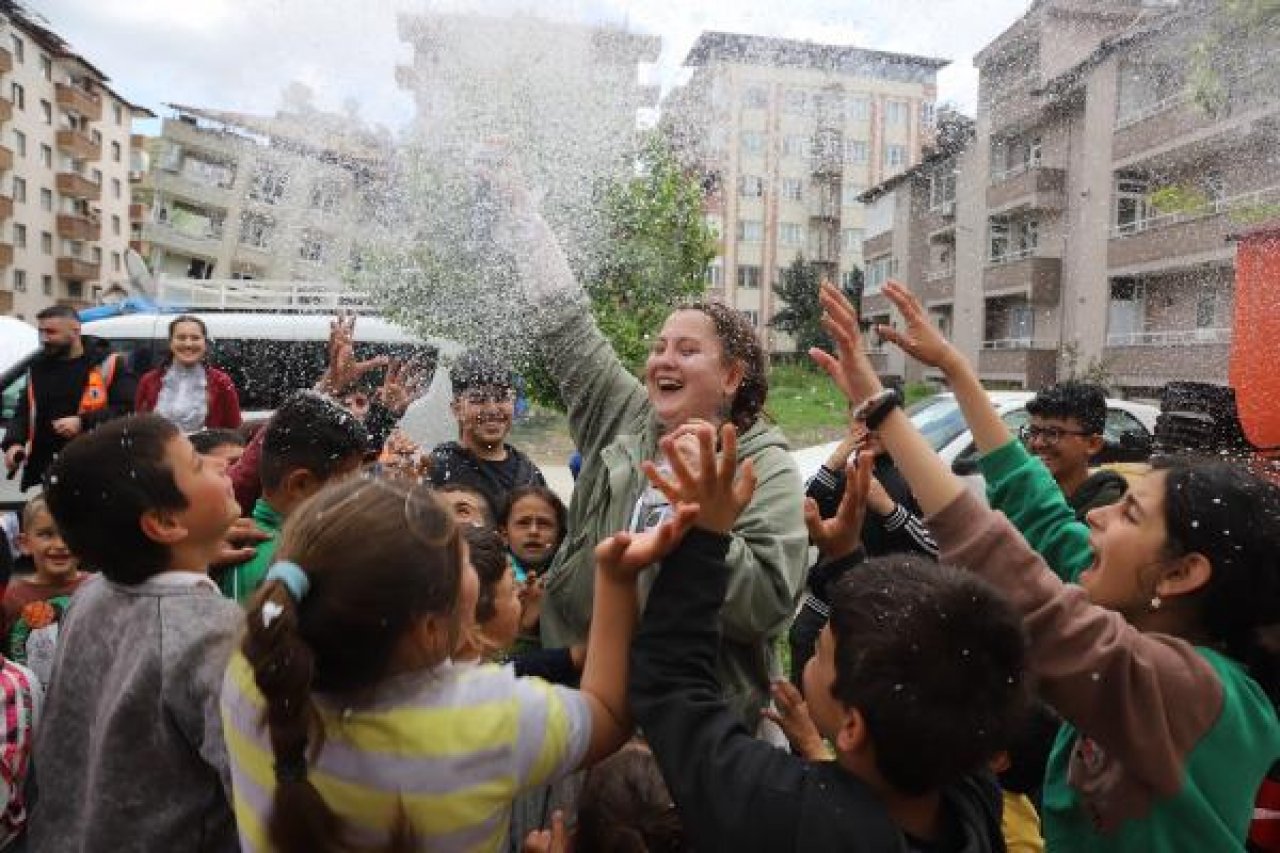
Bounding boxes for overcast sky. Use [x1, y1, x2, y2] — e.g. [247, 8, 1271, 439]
[34, 0, 1031, 134]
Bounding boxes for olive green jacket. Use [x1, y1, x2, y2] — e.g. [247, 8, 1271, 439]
[537, 301, 809, 723]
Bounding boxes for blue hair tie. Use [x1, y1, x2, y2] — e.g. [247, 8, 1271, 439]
[265, 561, 311, 602]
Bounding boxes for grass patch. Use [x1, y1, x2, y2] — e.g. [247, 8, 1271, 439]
[765, 361, 853, 446]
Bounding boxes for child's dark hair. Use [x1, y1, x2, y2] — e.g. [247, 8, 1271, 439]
[189, 428, 245, 455]
[1154, 457, 1280, 703]
[463, 525, 508, 623]
[576, 741, 684, 852]
[498, 485, 567, 538]
[242, 476, 465, 852]
[260, 391, 369, 492]
[450, 349, 515, 395]
[436, 483, 494, 527]
[1025, 381, 1107, 435]
[43, 414, 187, 584]
[828, 556, 1030, 796]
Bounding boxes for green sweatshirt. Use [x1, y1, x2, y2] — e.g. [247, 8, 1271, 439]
[217, 499, 283, 605]
[977, 439, 1280, 851]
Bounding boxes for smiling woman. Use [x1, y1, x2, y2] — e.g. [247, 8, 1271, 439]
[135, 315, 242, 433]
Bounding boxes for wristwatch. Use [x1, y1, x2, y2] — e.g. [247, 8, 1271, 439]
[852, 388, 902, 430]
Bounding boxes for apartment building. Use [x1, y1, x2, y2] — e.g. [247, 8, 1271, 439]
[861, 0, 1277, 398]
[661, 32, 946, 352]
[131, 104, 390, 284]
[0, 3, 151, 320]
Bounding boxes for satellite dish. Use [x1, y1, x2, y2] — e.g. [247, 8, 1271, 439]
[125, 249, 156, 298]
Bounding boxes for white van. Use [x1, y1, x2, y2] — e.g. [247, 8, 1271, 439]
[0, 308, 462, 510]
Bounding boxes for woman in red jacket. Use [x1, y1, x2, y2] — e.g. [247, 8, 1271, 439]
[135, 315, 241, 431]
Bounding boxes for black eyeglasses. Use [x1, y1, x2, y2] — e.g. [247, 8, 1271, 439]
[1018, 424, 1093, 445]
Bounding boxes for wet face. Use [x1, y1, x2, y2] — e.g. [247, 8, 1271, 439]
[802, 625, 845, 742]
[453, 386, 515, 451]
[19, 507, 79, 582]
[1022, 415, 1101, 485]
[169, 320, 208, 367]
[202, 442, 245, 468]
[443, 490, 491, 528]
[480, 564, 522, 651]
[1082, 470, 1174, 615]
[165, 433, 241, 547]
[38, 316, 80, 358]
[503, 494, 561, 570]
[645, 310, 743, 431]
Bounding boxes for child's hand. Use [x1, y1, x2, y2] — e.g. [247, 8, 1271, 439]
[643, 421, 756, 535]
[762, 681, 832, 761]
[809, 281, 885, 407]
[523, 809, 569, 853]
[877, 281, 965, 373]
[210, 518, 272, 570]
[595, 503, 699, 583]
[518, 574, 545, 632]
[804, 449, 872, 561]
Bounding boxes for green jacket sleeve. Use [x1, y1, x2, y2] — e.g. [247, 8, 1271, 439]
[536, 299, 650, 460]
[718, 444, 809, 644]
[978, 439, 1093, 583]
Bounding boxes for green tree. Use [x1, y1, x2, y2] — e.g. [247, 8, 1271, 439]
[771, 257, 862, 353]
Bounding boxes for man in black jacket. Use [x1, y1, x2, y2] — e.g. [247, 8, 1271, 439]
[3, 305, 136, 492]
[427, 349, 545, 519]
[631, 424, 1028, 852]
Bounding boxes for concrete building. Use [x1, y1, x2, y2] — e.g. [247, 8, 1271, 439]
[662, 31, 947, 351]
[131, 104, 390, 285]
[862, 0, 1278, 397]
[0, 2, 151, 320]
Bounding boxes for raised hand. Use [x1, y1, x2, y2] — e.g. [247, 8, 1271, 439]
[762, 680, 832, 761]
[376, 359, 428, 416]
[804, 448, 872, 561]
[317, 312, 389, 396]
[643, 421, 757, 535]
[877, 280, 964, 372]
[810, 281, 884, 407]
[522, 810, 568, 853]
[595, 503, 700, 583]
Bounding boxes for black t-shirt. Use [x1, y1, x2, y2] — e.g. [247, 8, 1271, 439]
[426, 441, 547, 518]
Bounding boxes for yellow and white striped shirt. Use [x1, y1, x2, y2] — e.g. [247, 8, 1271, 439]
[220, 653, 590, 852]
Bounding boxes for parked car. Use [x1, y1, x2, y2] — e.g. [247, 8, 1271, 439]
[791, 391, 1160, 496]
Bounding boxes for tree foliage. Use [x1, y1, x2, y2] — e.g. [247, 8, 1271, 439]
[771, 256, 862, 353]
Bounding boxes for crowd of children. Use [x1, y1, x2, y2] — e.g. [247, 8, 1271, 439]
[0, 265, 1275, 852]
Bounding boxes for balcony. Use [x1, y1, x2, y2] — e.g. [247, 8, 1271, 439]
[56, 213, 102, 242]
[862, 291, 891, 317]
[57, 257, 101, 280]
[0, 146, 11, 172]
[978, 341, 1058, 387]
[0, 242, 12, 267]
[56, 129, 102, 161]
[921, 205, 955, 238]
[0, 47, 11, 74]
[1107, 185, 1280, 272]
[160, 118, 244, 162]
[141, 170, 233, 211]
[922, 266, 955, 303]
[0, 196, 11, 221]
[141, 221, 224, 258]
[0, 98, 11, 124]
[987, 166, 1066, 213]
[128, 202, 146, 222]
[983, 253, 1061, 303]
[985, 78, 1042, 135]
[863, 231, 892, 258]
[1104, 328, 1231, 387]
[56, 172, 102, 201]
[55, 83, 103, 121]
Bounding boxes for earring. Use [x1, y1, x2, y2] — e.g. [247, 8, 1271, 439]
[1149, 595, 1162, 612]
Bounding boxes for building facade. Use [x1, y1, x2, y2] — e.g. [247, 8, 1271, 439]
[0, 3, 150, 320]
[662, 31, 946, 351]
[863, 0, 1278, 398]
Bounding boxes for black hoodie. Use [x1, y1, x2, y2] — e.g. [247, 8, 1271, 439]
[425, 440, 546, 519]
[2, 335, 136, 491]
[1067, 469, 1128, 521]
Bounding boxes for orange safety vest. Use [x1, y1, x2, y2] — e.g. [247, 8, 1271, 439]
[25, 353, 121, 447]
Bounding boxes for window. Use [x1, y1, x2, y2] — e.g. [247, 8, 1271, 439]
[846, 96, 870, 121]
[781, 178, 803, 201]
[885, 144, 907, 169]
[39, 188, 51, 211]
[736, 220, 764, 242]
[39, 144, 51, 167]
[737, 175, 764, 198]
[40, 231, 51, 254]
[740, 131, 765, 156]
[12, 131, 24, 157]
[10, 36, 22, 64]
[91, 129, 102, 147]
[921, 102, 937, 126]
[1009, 303, 1035, 341]
[111, 178, 122, 199]
[740, 309, 760, 327]
[842, 183, 865, 205]
[9, 83, 23, 111]
[91, 246, 101, 264]
[40, 100, 51, 125]
[1114, 174, 1150, 234]
[1028, 136, 1043, 168]
[783, 135, 808, 158]
[988, 218, 1010, 261]
[298, 229, 327, 262]
[250, 165, 289, 205]
[239, 212, 275, 248]
[743, 86, 767, 109]
[309, 179, 343, 212]
[12, 270, 25, 292]
[841, 269, 862, 291]
[11, 178, 24, 203]
[704, 262, 723, 287]
[91, 169, 102, 186]
[1196, 285, 1225, 329]
[41, 275, 52, 296]
[1017, 220, 1039, 254]
[780, 222, 805, 245]
[112, 252, 121, 273]
[843, 140, 868, 164]
[111, 141, 122, 163]
[783, 89, 807, 114]
[39, 54, 51, 81]
[114, 103, 124, 125]
[736, 265, 761, 289]
[842, 228, 865, 252]
[66, 281, 84, 299]
[704, 215, 722, 239]
[886, 100, 910, 125]
[929, 169, 957, 210]
[865, 256, 897, 292]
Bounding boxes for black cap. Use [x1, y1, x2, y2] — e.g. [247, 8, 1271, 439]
[450, 350, 515, 395]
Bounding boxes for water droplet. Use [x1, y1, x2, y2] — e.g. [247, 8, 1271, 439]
[1090, 672, 1100, 682]
[1190, 520, 1200, 528]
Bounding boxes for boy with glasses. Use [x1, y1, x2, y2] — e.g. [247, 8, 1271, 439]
[428, 349, 547, 519]
[1021, 382, 1126, 521]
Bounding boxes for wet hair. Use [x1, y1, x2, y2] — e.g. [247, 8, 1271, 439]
[576, 741, 685, 853]
[436, 483, 494, 527]
[43, 414, 187, 584]
[498, 485, 567, 542]
[189, 428, 246, 455]
[242, 476, 464, 852]
[36, 304, 79, 322]
[259, 391, 369, 493]
[827, 555, 1030, 796]
[1154, 458, 1280, 703]
[21, 493, 50, 531]
[450, 349, 515, 396]
[677, 301, 768, 432]
[463, 525, 508, 623]
[1025, 382, 1107, 436]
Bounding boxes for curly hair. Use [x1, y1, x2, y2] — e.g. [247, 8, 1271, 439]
[678, 301, 769, 432]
